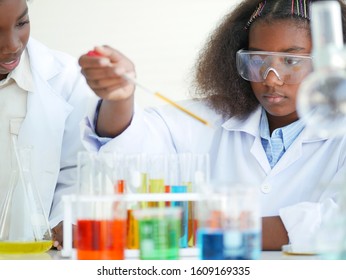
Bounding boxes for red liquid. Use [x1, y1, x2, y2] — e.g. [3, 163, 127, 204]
[165, 185, 171, 207]
[116, 179, 125, 193]
[193, 219, 198, 246]
[188, 201, 194, 246]
[76, 219, 126, 260]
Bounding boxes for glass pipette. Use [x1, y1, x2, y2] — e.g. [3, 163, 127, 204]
[87, 50, 211, 127]
[122, 73, 211, 127]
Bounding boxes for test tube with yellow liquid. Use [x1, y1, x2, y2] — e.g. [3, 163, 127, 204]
[147, 154, 167, 208]
[125, 154, 149, 249]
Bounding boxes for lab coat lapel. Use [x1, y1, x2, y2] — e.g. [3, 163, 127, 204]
[269, 128, 327, 176]
[223, 107, 272, 174]
[18, 39, 73, 173]
[19, 75, 72, 149]
[18, 75, 72, 209]
[250, 136, 271, 174]
[269, 135, 303, 176]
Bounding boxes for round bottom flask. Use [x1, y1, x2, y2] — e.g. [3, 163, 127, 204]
[297, 69, 346, 138]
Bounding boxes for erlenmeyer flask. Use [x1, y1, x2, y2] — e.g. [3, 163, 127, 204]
[0, 143, 52, 254]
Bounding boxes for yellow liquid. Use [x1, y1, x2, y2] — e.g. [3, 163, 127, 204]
[139, 172, 148, 208]
[126, 209, 139, 249]
[0, 240, 52, 254]
[149, 179, 165, 207]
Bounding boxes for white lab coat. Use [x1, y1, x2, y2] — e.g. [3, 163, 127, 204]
[17, 38, 94, 228]
[82, 99, 346, 251]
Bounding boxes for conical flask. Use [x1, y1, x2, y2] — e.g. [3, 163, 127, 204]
[0, 138, 52, 254]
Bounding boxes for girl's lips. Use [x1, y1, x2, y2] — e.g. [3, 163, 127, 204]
[263, 94, 285, 104]
[0, 57, 20, 71]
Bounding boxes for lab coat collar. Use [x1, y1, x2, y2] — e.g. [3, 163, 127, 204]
[3, 49, 34, 92]
[26, 37, 63, 81]
[221, 106, 261, 137]
[221, 106, 329, 175]
[221, 105, 328, 143]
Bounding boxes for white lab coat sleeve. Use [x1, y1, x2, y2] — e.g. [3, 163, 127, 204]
[279, 202, 321, 252]
[279, 159, 346, 252]
[279, 199, 339, 252]
[82, 102, 178, 154]
[80, 97, 113, 152]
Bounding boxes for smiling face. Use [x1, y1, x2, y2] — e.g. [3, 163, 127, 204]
[0, 0, 30, 80]
[248, 19, 312, 130]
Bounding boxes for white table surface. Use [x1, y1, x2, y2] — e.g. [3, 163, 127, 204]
[0, 248, 321, 260]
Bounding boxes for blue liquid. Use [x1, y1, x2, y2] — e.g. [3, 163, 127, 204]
[224, 230, 261, 260]
[171, 185, 188, 248]
[197, 228, 224, 260]
[197, 228, 261, 260]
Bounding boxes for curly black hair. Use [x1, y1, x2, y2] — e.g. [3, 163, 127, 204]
[191, 0, 346, 119]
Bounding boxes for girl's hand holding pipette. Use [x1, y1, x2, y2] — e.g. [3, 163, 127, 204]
[79, 46, 136, 101]
[79, 46, 137, 137]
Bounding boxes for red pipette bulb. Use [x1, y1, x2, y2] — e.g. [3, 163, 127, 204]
[87, 50, 102, 57]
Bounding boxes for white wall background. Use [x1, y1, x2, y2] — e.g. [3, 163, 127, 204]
[28, 0, 239, 105]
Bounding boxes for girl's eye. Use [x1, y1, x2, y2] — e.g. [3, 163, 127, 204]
[284, 57, 300, 65]
[17, 20, 30, 28]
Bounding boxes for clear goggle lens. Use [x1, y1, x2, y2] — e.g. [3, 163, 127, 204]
[236, 50, 313, 84]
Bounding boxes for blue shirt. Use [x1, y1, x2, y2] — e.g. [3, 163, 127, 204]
[260, 108, 305, 168]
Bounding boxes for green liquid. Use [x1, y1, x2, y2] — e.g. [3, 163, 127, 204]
[0, 240, 52, 254]
[138, 218, 180, 260]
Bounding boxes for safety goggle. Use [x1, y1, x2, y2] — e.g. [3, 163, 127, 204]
[236, 49, 313, 84]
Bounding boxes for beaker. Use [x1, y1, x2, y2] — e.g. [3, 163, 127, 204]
[62, 151, 127, 259]
[0, 145, 52, 254]
[134, 207, 181, 260]
[196, 183, 261, 260]
[63, 194, 127, 260]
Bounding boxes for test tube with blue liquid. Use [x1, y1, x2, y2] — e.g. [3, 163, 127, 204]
[168, 154, 192, 248]
[171, 185, 188, 248]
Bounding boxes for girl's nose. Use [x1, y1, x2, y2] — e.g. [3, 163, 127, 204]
[262, 67, 284, 86]
[0, 33, 22, 54]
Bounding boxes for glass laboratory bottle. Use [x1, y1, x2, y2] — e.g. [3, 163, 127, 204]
[297, 0, 346, 137]
[0, 145, 52, 254]
[297, 1, 346, 259]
